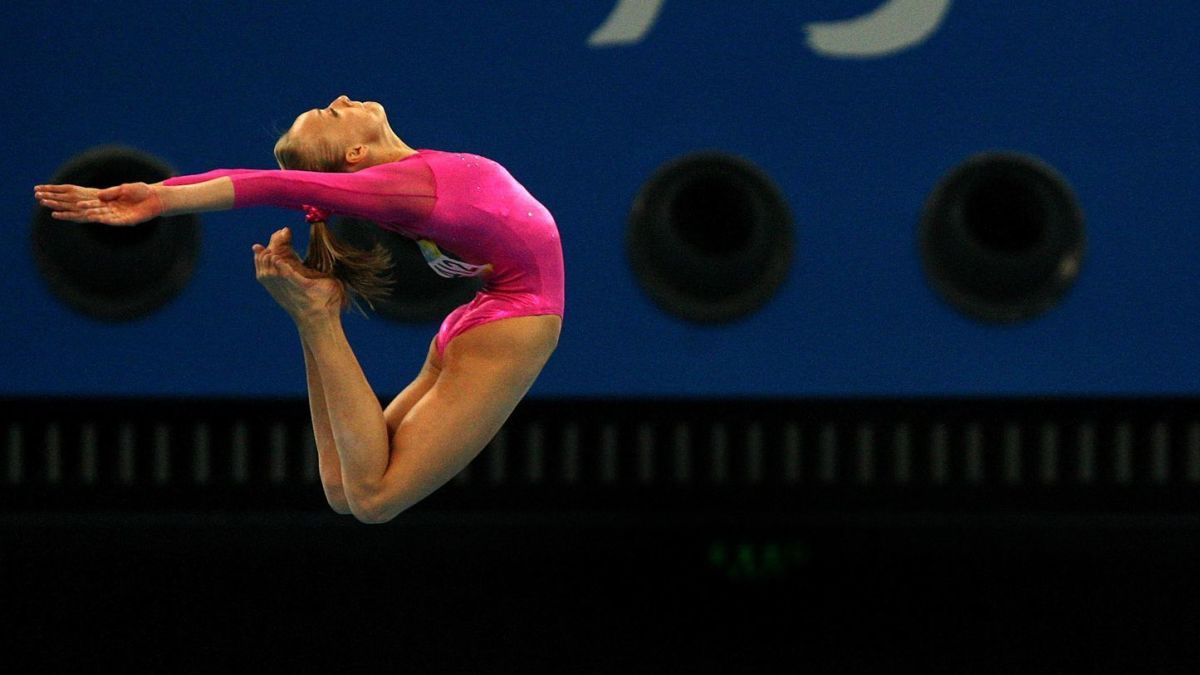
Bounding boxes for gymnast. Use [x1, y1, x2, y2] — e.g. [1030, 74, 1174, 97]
[35, 95, 564, 523]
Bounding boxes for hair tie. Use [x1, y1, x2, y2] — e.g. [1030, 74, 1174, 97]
[303, 205, 331, 223]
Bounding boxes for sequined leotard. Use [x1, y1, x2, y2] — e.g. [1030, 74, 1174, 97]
[165, 150, 564, 355]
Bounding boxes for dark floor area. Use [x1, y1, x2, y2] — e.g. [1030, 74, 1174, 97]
[3, 509, 1198, 673]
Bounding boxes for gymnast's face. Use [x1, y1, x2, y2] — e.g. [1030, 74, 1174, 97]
[288, 95, 391, 151]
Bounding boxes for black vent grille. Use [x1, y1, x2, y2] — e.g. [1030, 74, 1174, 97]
[2, 398, 1198, 512]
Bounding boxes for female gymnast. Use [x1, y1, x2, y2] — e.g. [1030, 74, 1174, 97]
[35, 95, 564, 524]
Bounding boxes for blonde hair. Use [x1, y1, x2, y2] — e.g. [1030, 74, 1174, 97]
[273, 132, 395, 311]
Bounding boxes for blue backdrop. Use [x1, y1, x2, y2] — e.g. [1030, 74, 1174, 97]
[2, 1, 1197, 397]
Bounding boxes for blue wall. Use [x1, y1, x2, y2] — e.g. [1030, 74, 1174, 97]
[3, 1, 1198, 397]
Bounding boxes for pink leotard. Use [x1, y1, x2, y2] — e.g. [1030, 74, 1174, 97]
[165, 150, 564, 356]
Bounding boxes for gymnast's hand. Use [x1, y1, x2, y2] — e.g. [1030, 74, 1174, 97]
[33, 183, 100, 220]
[34, 182, 163, 226]
[252, 227, 345, 320]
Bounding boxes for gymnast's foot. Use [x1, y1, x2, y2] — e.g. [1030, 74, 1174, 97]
[252, 228, 344, 320]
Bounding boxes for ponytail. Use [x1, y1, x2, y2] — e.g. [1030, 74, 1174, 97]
[304, 216, 395, 312]
[274, 132, 395, 312]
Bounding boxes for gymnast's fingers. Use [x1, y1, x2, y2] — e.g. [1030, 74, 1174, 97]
[37, 197, 83, 211]
[33, 184, 80, 196]
[49, 210, 96, 223]
[53, 205, 118, 224]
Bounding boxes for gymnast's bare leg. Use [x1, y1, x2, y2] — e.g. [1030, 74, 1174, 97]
[254, 228, 559, 523]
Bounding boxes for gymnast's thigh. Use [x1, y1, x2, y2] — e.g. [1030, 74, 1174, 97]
[381, 315, 560, 501]
[383, 336, 442, 437]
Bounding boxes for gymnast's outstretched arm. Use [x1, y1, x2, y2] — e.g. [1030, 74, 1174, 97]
[34, 178, 234, 225]
[35, 162, 436, 226]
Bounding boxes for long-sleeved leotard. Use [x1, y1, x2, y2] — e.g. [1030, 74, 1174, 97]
[165, 150, 564, 356]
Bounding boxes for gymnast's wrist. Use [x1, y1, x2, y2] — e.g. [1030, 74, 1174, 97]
[152, 184, 178, 216]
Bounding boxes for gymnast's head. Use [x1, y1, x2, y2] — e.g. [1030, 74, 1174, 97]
[272, 95, 400, 309]
[274, 95, 410, 172]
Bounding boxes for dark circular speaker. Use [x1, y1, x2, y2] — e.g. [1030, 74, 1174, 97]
[627, 152, 794, 323]
[329, 217, 483, 323]
[31, 146, 201, 322]
[920, 152, 1085, 323]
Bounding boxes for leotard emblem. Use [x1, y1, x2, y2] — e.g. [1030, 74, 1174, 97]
[417, 239, 492, 278]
